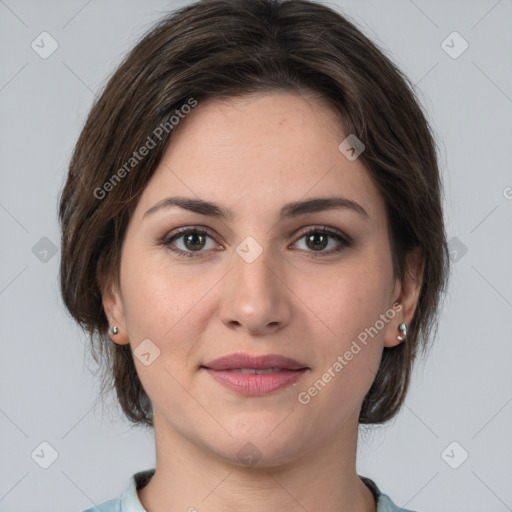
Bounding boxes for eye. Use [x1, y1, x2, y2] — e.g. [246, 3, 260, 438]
[160, 225, 353, 259]
[291, 226, 352, 256]
[160, 227, 221, 258]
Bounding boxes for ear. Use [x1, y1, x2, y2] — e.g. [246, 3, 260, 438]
[101, 279, 130, 346]
[384, 247, 424, 348]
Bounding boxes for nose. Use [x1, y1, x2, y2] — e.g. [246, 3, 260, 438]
[218, 246, 293, 336]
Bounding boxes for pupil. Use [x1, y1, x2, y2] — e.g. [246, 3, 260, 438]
[185, 233, 205, 251]
[307, 233, 327, 250]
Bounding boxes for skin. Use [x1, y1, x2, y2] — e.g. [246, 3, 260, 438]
[102, 92, 424, 512]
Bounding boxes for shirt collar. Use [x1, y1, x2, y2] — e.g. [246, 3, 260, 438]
[119, 469, 155, 511]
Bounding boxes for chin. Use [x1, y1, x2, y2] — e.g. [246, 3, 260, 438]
[203, 428, 309, 470]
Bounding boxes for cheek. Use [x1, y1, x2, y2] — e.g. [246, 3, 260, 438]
[118, 249, 202, 380]
[118, 254, 211, 414]
[306, 258, 392, 348]
[120, 243, 202, 335]
[294, 286, 388, 435]
[297, 249, 394, 405]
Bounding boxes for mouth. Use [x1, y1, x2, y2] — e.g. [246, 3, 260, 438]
[200, 353, 309, 396]
[202, 353, 308, 371]
[212, 368, 292, 374]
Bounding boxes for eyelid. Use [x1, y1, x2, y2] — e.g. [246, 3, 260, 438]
[165, 225, 217, 239]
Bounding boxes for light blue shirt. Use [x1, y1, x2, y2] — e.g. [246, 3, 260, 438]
[82, 469, 417, 512]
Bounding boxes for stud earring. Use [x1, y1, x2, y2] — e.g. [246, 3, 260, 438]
[109, 325, 119, 335]
[397, 322, 407, 342]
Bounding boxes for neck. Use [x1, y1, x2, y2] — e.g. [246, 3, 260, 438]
[138, 412, 376, 512]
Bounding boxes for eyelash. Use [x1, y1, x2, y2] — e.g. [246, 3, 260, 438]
[159, 225, 353, 259]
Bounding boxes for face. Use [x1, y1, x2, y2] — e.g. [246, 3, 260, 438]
[103, 92, 420, 467]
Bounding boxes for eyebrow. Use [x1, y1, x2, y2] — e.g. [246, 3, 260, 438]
[143, 195, 369, 221]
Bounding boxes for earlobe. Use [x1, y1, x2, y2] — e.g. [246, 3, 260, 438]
[384, 247, 424, 348]
[102, 282, 130, 345]
[383, 305, 408, 348]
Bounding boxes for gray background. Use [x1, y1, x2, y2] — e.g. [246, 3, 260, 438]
[1, 0, 511, 510]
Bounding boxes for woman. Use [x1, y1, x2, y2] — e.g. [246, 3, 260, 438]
[59, 1, 450, 510]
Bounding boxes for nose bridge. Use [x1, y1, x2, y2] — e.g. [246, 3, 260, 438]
[219, 239, 291, 333]
[235, 243, 275, 295]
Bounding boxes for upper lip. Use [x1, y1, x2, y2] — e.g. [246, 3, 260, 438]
[202, 353, 308, 371]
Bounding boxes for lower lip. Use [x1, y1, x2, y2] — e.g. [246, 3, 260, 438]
[203, 368, 307, 396]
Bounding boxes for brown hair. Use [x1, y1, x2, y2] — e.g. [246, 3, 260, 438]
[58, 0, 449, 427]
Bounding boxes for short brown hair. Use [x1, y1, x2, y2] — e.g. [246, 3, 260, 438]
[59, 0, 450, 427]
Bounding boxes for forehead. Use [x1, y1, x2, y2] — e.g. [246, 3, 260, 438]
[132, 92, 384, 225]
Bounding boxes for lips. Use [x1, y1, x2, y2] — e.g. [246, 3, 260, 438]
[201, 353, 309, 396]
[202, 353, 308, 371]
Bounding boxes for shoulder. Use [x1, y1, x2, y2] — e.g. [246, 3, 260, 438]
[360, 476, 419, 512]
[80, 469, 155, 512]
